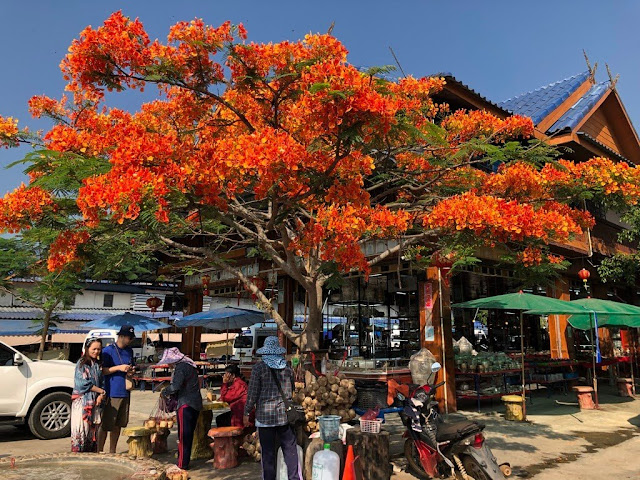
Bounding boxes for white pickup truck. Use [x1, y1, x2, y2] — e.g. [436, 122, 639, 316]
[0, 341, 75, 439]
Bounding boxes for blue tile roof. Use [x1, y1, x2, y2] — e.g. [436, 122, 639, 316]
[547, 82, 610, 133]
[499, 72, 590, 125]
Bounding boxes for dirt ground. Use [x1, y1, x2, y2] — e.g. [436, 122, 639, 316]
[1, 384, 639, 479]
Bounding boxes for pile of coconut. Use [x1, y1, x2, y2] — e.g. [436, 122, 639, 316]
[242, 431, 261, 462]
[293, 373, 357, 432]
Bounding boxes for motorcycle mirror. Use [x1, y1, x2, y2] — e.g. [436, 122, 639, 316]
[431, 362, 442, 373]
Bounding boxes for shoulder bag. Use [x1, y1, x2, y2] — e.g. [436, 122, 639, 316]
[113, 345, 134, 391]
[269, 367, 305, 426]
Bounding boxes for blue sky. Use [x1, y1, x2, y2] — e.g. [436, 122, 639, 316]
[0, 0, 637, 194]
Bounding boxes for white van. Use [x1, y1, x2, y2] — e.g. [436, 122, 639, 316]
[83, 329, 156, 363]
[232, 323, 303, 360]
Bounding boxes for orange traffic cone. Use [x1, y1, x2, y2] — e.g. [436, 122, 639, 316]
[343, 445, 356, 480]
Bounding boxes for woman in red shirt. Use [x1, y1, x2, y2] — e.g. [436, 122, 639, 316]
[218, 365, 249, 427]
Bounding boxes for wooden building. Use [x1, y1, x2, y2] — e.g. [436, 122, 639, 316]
[177, 68, 640, 412]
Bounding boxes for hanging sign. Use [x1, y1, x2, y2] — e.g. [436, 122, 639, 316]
[424, 283, 435, 342]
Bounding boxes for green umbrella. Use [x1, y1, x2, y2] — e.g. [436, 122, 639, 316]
[454, 292, 589, 313]
[567, 298, 640, 329]
[452, 292, 585, 419]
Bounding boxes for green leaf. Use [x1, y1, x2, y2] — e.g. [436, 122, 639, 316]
[310, 82, 330, 94]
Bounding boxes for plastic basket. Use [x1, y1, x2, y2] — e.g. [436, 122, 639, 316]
[359, 418, 382, 434]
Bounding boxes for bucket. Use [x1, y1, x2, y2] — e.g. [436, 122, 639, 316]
[318, 415, 341, 442]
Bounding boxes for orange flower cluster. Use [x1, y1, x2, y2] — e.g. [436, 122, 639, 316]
[516, 247, 565, 267]
[442, 110, 534, 145]
[290, 205, 410, 273]
[47, 230, 91, 271]
[0, 115, 19, 148]
[517, 246, 543, 266]
[541, 157, 640, 204]
[0, 185, 55, 233]
[484, 162, 547, 201]
[28, 95, 68, 119]
[61, 11, 152, 102]
[425, 192, 588, 245]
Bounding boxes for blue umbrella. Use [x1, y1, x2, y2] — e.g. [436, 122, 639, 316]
[176, 306, 267, 361]
[175, 306, 266, 330]
[82, 312, 170, 333]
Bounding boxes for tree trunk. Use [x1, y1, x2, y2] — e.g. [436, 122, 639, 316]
[300, 283, 323, 352]
[37, 308, 53, 361]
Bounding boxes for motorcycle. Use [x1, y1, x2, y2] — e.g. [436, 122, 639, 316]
[399, 362, 511, 480]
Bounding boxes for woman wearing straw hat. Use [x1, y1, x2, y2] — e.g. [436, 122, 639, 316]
[244, 336, 300, 480]
[159, 347, 203, 470]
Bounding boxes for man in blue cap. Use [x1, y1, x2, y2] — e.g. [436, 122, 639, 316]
[98, 325, 135, 453]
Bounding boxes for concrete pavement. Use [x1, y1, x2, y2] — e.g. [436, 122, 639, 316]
[0, 386, 639, 478]
[531, 434, 640, 480]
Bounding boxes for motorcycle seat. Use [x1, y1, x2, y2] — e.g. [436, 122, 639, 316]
[436, 420, 484, 442]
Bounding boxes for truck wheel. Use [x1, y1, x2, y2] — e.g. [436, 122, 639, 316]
[28, 392, 72, 439]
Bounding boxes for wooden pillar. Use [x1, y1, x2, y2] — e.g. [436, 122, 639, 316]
[277, 276, 296, 353]
[419, 267, 456, 412]
[182, 289, 203, 359]
[546, 277, 572, 359]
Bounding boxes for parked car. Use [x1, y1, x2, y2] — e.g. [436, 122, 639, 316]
[0, 341, 75, 439]
[82, 329, 157, 362]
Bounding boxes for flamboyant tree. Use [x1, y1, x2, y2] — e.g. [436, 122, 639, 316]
[2, 12, 640, 350]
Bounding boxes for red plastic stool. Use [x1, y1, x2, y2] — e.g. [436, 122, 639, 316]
[208, 426, 244, 469]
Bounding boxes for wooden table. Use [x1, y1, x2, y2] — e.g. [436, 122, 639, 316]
[191, 401, 230, 460]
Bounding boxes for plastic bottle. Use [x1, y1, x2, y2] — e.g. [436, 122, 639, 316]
[312, 443, 340, 480]
[276, 445, 304, 480]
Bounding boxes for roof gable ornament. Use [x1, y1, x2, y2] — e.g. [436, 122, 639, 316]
[583, 50, 598, 81]
[606, 63, 619, 90]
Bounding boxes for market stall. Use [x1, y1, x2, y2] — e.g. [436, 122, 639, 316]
[526, 296, 640, 406]
[452, 292, 590, 418]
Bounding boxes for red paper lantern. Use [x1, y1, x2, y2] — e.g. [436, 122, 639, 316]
[578, 268, 591, 284]
[146, 296, 163, 312]
[201, 274, 211, 296]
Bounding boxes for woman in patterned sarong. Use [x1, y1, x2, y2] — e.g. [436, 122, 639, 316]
[71, 338, 106, 452]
